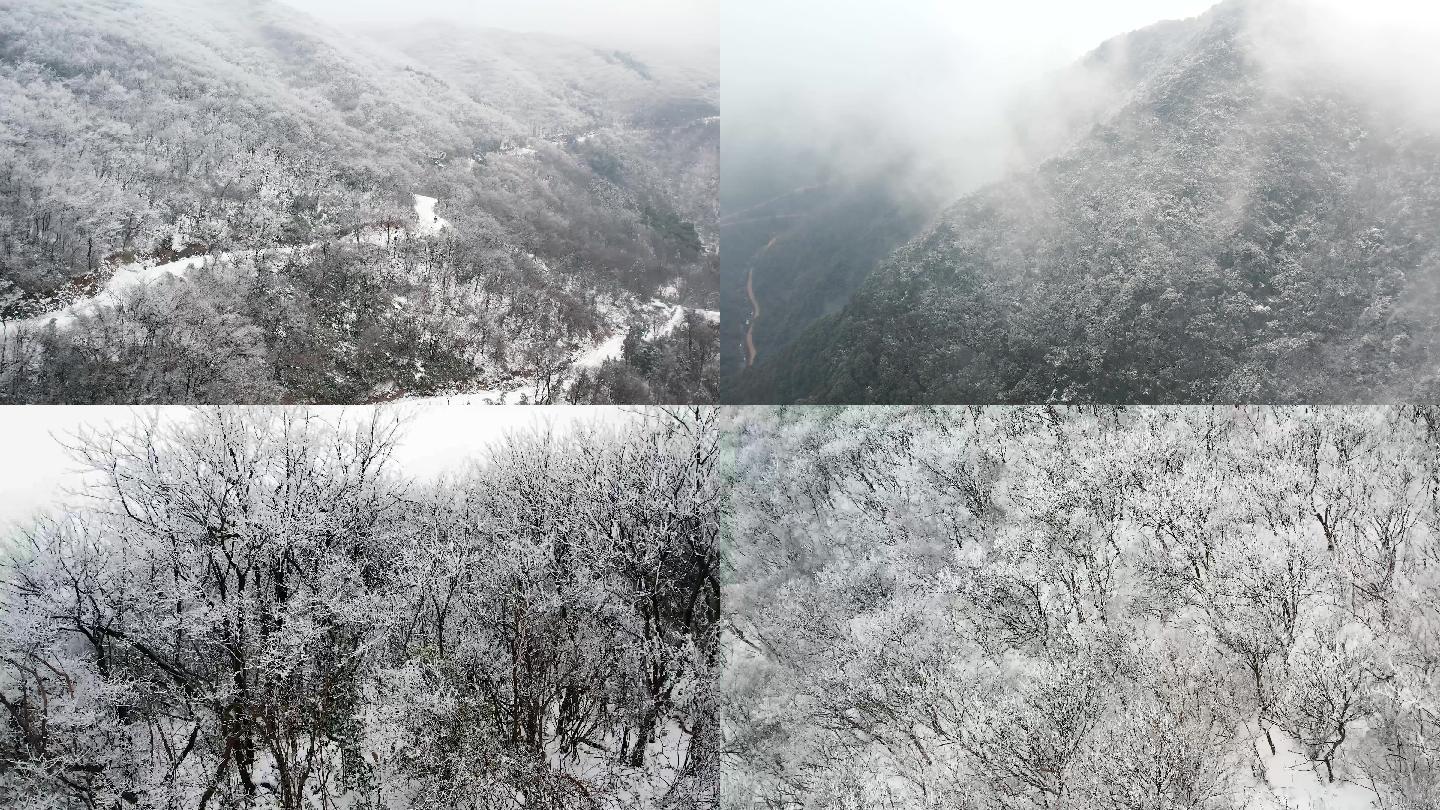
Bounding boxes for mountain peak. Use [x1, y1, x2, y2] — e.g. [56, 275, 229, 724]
[734, 0, 1440, 405]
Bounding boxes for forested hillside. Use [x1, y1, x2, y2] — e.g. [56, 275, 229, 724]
[725, 406, 1440, 809]
[718, 147, 936, 384]
[0, 407, 720, 808]
[0, 0, 718, 403]
[730, 0, 1440, 404]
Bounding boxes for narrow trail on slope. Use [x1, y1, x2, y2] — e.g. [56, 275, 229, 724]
[721, 213, 805, 229]
[7, 195, 446, 331]
[719, 183, 828, 226]
[725, 183, 824, 369]
[745, 233, 781, 368]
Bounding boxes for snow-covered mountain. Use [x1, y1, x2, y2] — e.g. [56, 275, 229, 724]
[730, 0, 1440, 405]
[0, 0, 718, 403]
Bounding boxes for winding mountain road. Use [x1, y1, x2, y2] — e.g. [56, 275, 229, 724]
[745, 234, 781, 368]
[728, 184, 825, 369]
[5, 195, 448, 331]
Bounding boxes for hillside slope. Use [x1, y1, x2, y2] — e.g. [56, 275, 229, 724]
[0, 0, 717, 403]
[730, 0, 1440, 404]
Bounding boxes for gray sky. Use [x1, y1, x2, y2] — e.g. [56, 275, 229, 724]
[284, 0, 719, 52]
[727, 0, 1440, 199]
[0, 406, 640, 532]
[725, 0, 1222, 110]
[724, 0, 1222, 194]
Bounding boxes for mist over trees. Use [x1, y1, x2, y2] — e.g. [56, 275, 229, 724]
[0, 0, 717, 404]
[718, 149, 939, 389]
[725, 406, 1440, 809]
[0, 406, 720, 808]
[730, 0, 1440, 404]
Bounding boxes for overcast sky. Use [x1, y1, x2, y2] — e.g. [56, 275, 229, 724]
[724, 0, 1222, 196]
[725, 0, 1220, 116]
[0, 406, 640, 532]
[284, 0, 718, 53]
[726, 0, 1440, 201]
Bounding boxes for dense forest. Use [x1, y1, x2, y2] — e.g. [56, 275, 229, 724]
[728, 0, 1440, 404]
[725, 406, 1440, 809]
[0, 406, 720, 808]
[0, 0, 717, 404]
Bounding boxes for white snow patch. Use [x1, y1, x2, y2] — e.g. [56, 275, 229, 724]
[406, 385, 544, 406]
[658, 303, 687, 335]
[399, 298, 711, 405]
[570, 302, 707, 369]
[1239, 723, 1380, 809]
[413, 194, 450, 235]
[22, 253, 217, 330]
[575, 331, 628, 370]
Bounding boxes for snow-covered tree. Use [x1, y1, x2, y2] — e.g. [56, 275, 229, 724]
[725, 406, 1440, 810]
[0, 406, 719, 808]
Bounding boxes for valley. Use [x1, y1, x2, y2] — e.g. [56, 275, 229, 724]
[0, 0, 719, 404]
[726, 0, 1440, 405]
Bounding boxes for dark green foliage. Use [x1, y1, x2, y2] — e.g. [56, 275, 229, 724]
[586, 148, 626, 183]
[608, 50, 653, 80]
[719, 171, 937, 391]
[643, 205, 703, 256]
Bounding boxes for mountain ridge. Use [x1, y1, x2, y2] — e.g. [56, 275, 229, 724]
[729, 0, 1440, 404]
[0, 0, 719, 403]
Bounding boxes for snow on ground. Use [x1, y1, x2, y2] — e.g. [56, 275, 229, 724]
[405, 384, 544, 406]
[657, 303, 688, 334]
[1235, 723, 1379, 809]
[7, 194, 449, 331]
[405, 297, 711, 404]
[412, 194, 450, 235]
[573, 300, 697, 370]
[19, 253, 220, 330]
[567, 297, 637, 372]
[575, 331, 629, 370]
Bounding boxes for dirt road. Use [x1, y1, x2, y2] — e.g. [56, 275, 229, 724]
[745, 234, 781, 367]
